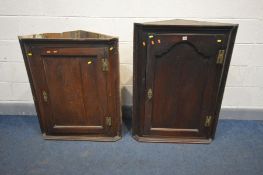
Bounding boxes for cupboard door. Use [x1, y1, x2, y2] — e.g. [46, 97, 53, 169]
[28, 47, 111, 135]
[144, 33, 227, 139]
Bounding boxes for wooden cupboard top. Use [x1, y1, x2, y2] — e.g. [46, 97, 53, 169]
[137, 19, 238, 27]
[18, 30, 116, 40]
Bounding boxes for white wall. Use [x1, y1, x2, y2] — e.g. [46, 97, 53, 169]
[0, 0, 262, 109]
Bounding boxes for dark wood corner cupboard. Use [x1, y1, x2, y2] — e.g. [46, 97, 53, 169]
[19, 30, 121, 141]
[133, 20, 238, 143]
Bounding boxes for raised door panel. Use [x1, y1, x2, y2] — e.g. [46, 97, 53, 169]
[144, 34, 227, 139]
[28, 46, 110, 135]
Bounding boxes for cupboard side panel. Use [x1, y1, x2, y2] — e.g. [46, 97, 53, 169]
[212, 26, 238, 138]
[19, 41, 45, 133]
[132, 24, 148, 137]
[108, 39, 121, 137]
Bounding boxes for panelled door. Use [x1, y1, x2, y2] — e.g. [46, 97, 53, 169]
[144, 33, 227, 139]
[27, 46, 111, 136]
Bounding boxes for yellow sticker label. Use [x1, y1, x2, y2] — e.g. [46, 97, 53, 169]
[87, 61, 92, 64]
[149, 35, 154, 39]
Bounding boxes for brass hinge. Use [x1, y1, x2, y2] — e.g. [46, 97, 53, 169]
[147, 88, 153, 100]
[105, 117, 112, 126]
[216, 49, 225, 64]
[102, 58, 109, 71]
[204, 115, 213, 127]
[42, 91, 48, 102]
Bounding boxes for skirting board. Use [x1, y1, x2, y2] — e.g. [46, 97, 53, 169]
[0, 103, 262, 120]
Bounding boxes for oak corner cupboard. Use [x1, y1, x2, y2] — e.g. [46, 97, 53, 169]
[132, 19, 238, 143]
[19, 30, 121, 141]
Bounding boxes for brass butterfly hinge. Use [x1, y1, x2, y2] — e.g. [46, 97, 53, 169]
[204, 115, 213, 127]
[106, 117, 112, 126]
[102, 58, 109, 71]
[147, 88, 153, 100]
[216, 49, 225, 64]
[42, 91, 48, 102]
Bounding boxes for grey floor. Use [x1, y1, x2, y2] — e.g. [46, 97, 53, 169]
[0, 115, 263, 175]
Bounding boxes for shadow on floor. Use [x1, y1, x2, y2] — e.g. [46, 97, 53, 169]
[122, 106, 132, 135]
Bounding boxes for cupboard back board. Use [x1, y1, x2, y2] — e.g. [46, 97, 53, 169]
[132, 20, 238, 143]
[19, 31, 121, 141]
